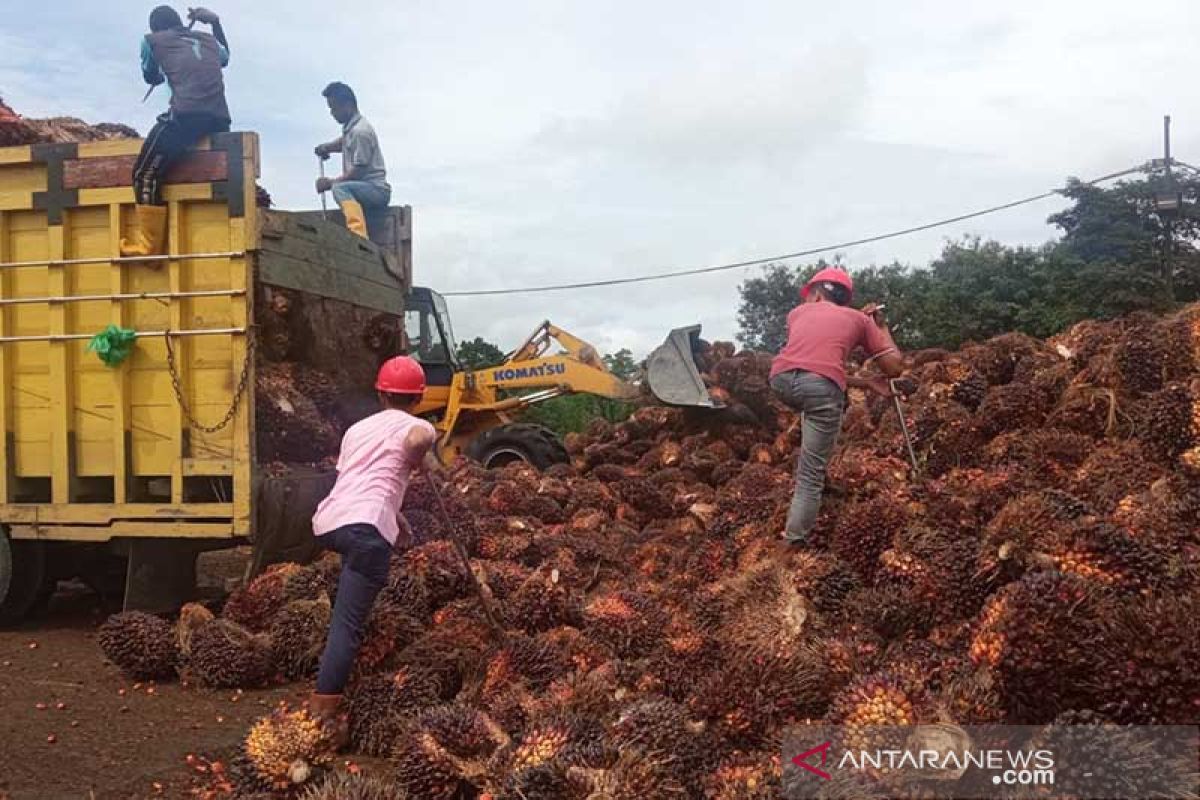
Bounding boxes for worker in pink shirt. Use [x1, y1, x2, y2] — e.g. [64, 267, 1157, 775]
[307, 355, 438, 736]
[770, 267, 904, 545]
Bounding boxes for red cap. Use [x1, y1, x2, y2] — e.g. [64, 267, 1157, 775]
[375, 355, 426, 395]
[801, 267, 854, 302]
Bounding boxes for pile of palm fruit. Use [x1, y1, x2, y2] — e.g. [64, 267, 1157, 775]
[0, 97, 139, 146]
[99, 304, 1200, 798]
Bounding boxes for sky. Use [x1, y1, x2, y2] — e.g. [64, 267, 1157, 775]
[3, 0, 1199, 357]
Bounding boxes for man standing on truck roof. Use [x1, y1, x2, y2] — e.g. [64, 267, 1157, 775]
[315, 82, 391, 241]
[307, 355, 437, 742]
[770, 267, 905, 545]
[121, 5, 231, 258]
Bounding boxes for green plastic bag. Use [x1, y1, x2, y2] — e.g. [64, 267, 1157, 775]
[87, 325, 137, 367]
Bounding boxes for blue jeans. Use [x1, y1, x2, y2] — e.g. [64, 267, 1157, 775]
[314, 523, 392, 694]
[331, 180, 391, 209]
[769, 370, 845, 542]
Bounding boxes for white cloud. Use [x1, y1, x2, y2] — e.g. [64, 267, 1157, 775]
[4, 0, 1199, 359]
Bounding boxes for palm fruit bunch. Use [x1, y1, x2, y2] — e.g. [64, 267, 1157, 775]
[479, 633, 573, 699]
[504, 565, 581, 634]
[1033, 519, 1170, 591]
[269, 596, 331, 680]
[186, 617, 274, 689]
[176, 601, 215, 659]
[97, 611, 179, 680]
[960, 331, 1041, 386]
[974, 381, 1050, 437]
[1069, 439, 1165, 512]
[473, 559, 532, 599]
[613, 478, 672, 518]
[704, 750, 781, 800]
[491, 713, 608, 787]
[376, 559, 432, 620]
[223, 562, 309, 631]
[345, 666, 442, 756]
[642, 618, 722, 703]
[402, 540, 469, 607]
[983, 427, 1093, 486]
[786, 550, 860, 617]
[1137, 381, 1197, 463]
[826, 671, 928, 762]
[830, 491, 910, 581]
[1029, 709, 1199, 799]
[608, 696, 709, 793]
[580, 590, 667, 659]
[977, 489, 1092, 585]
[299, 772, 410, 800]
[880, 523, 987, 625]
[1087, 590, 1200, 723]
[390, 705, 509, 799]
[352, 597, 426, 677]
[716, 564, 810, 653]
[566, 751, 685, 800]
[688, 645, 828, 746]
[1111, 314, 1169, 395]
[244, 704, 335, 790]
[968, 571, 1103, 722]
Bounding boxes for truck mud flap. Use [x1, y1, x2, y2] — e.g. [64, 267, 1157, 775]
[252, 468, 337, 575]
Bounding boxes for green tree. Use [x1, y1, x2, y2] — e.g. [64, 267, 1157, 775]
[456, 336, 505, 370]
[603, 348, 639, 381]
[521, 349, 638, 435]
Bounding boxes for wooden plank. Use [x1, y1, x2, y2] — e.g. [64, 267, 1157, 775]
[75, 140, 143, 159]
[64, 151, 228, 190]
[77, 184, 211, 207]
[0, 146, 33, 165]
[167, 201, 184, 504]
[258, 250, 404, 315]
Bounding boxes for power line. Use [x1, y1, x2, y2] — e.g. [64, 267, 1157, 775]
[440, 163, 1150, 297]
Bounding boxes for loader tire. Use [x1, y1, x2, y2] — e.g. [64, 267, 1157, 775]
[466, 424, 568, 470]
[0, 529, 49, 628]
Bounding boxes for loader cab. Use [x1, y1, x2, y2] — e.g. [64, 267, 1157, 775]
[404, 286, 460, 387]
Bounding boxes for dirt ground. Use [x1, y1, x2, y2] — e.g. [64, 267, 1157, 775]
[0, 554, 303, 800]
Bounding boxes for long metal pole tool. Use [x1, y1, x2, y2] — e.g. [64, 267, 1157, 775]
[891, 378, 920, 477]
[318, 157, 329, 220]
[425, 471, 508, 640]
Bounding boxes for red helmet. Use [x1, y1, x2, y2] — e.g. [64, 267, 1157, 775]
[375, 355, 426, 395]
[801, 267, 854, 302]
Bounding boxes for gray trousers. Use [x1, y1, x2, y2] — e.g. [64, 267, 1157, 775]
[769, 369, 845, 542]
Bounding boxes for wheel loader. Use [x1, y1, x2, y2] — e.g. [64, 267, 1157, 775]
[402, 286, 720, 469]
[0, 131, 718, 621]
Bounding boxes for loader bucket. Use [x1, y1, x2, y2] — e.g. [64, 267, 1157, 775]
[646, 325, 721, 408]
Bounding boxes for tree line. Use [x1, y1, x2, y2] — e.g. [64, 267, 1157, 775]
[737, 170, 1200, 352]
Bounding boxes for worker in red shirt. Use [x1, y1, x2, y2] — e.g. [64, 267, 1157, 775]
[770, 267, 904, 545]
[307, 355, 438, 739]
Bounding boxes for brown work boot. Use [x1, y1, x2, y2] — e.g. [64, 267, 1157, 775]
[307, 692, 349, 750]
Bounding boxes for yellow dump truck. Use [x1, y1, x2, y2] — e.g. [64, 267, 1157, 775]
[0, 131, 716, 623]
[0, 132, 418, 621]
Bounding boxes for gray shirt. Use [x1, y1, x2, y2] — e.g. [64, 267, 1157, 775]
[340, 113, 389, 190]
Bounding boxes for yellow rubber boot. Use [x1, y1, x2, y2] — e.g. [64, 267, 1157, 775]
[339, 199, 369, 239]
[119, 205, 168, 258]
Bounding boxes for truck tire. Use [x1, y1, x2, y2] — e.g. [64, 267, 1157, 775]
[0, 530, 49, 628]
[466, 424, 568, 470]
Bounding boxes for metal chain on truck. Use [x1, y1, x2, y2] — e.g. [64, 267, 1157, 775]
[165, 328, 255, 435]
